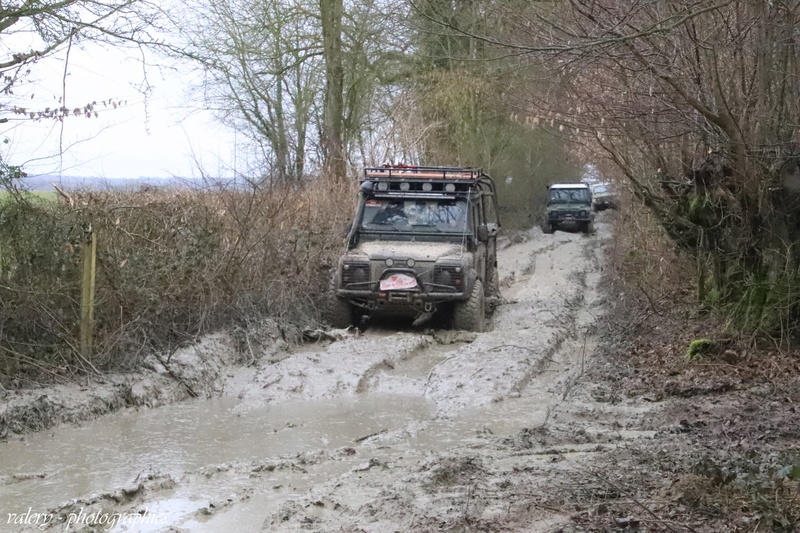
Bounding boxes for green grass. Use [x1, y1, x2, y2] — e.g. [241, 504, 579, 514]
[0, 190, 58, 202]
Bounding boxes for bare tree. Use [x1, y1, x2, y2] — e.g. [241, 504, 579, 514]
[481, 0, 800, 330]
[171, 0, 405, 183]
[0, 0, 161, 124]
[176, 0, 322, 183]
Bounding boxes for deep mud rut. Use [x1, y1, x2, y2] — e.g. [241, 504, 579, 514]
[1, 214, 653, 532]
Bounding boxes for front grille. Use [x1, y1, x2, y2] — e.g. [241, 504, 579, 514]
[342, 261, 370, 286]
[433, 265, 463, 290]
[552, 211, 583, 219]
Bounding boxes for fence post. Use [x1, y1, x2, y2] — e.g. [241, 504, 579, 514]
[79, 226, 97, 359]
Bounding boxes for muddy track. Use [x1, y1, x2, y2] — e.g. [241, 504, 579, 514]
[1, 214, 630, 533]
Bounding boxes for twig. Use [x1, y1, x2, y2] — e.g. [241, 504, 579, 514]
[245, 332, 256, 366]
[423, 354, 458, 390]
[51, 183, 74, 207]
[588, 470, 698, 533]
[354, 428, 387, 443]
[489, 344, 536, 352]
[153, 352, 198, 398]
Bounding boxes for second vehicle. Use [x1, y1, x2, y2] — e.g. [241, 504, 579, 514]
[542, 182, 595, 234]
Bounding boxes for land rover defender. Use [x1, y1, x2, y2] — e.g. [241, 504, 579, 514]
[542, 182, 595, 234]
[326, 165, 500, 331]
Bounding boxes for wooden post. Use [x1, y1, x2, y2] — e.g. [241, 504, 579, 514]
[79, 226, 97, 359]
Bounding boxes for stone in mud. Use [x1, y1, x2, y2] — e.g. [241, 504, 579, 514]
[127, 377, 168, 407]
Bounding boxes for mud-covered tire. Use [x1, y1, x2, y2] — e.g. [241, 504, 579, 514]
[452, 279, 485, 332]
[583, 221, 595, 235]
[542, 222, 555, 234]
[486, 268, 501, 299]
[325, 295, 353, 328]
[324, 278, 354, 328]
[326, 297, 354, 328]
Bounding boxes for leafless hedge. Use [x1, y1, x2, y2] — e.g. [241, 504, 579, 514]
[0, 179, 354, 386]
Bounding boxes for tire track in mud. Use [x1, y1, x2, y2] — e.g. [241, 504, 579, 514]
[136, 224, 612, 533]
[237, 333, 433, 408]
[245, 218, 617, 533]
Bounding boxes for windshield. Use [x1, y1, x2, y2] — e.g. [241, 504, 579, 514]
[592, 184, 609, 194]
[549, 188, 590, 204]
[360, 198, 467, 233]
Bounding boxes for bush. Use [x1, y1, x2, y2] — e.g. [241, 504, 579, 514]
[0, 179, 354, 385]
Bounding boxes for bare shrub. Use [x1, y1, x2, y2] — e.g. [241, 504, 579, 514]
[0, 178, 355, 385]
[608, 186, 694, 317]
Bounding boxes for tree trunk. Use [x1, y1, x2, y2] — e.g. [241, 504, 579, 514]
[320, 0, 346, 182]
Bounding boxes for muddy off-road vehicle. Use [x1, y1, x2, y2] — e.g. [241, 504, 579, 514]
[542, 182, 595, 234]
[327, 165, 500, 331]
[590, 182, 617, 211]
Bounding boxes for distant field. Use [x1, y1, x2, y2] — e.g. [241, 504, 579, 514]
[0, 190, 58, 201]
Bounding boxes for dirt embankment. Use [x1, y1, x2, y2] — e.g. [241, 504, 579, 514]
[2, 212, 799, 533]
[0, 331, 281, 438]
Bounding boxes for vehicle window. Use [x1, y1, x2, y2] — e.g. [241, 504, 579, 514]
[549, 188, 590, 203]
[592, 184, 608, 194]
[361, 199, 467, 232]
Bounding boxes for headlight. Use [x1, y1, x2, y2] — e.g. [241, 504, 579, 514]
[385, 258, 394, 267]
[406, 258, 415, 267]
[342, 260, 370, 285]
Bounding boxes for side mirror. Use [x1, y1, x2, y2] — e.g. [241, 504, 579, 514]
[477, 224, 489, 243]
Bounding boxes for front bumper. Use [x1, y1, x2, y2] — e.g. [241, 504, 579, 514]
[336, 268, 467, 312]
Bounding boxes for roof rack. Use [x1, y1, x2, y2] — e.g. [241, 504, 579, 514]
[363, 165, 483, 181]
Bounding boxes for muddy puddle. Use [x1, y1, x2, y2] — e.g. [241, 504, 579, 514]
[0, 394, 432, 514]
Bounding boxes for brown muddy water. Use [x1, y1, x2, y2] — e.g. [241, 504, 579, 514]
[0, 394, 432, 512]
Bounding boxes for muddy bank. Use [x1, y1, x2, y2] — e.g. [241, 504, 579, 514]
[0, 332, 254, 438]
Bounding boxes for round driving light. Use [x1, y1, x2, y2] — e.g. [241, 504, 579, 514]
[455, 266, 462, 273]
[343, 263, 350, 270]
[377, 182, 389, 191]
[422, 183, 432, 192]
[385, 258, 394, 267]
[399, 182, 410, 191]
[406, 258, 415, 267]
[445, 183, 456, 192]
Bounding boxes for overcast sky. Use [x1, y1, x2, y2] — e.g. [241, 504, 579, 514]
[1, 41, 237, 180]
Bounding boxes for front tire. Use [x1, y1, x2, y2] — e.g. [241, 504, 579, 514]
[542, 221, 555, 234]
[324, 279, 354, 328]
[453, 279, 486, 332]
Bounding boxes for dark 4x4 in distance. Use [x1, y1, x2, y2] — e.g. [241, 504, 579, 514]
[542, 183, 595, 235]
[327, 165, 500, 332]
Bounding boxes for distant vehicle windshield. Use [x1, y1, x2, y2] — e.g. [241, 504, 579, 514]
[592, 184, 610, 194]
[549, 188, 590, 204]
[361, 198, 467, 233]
